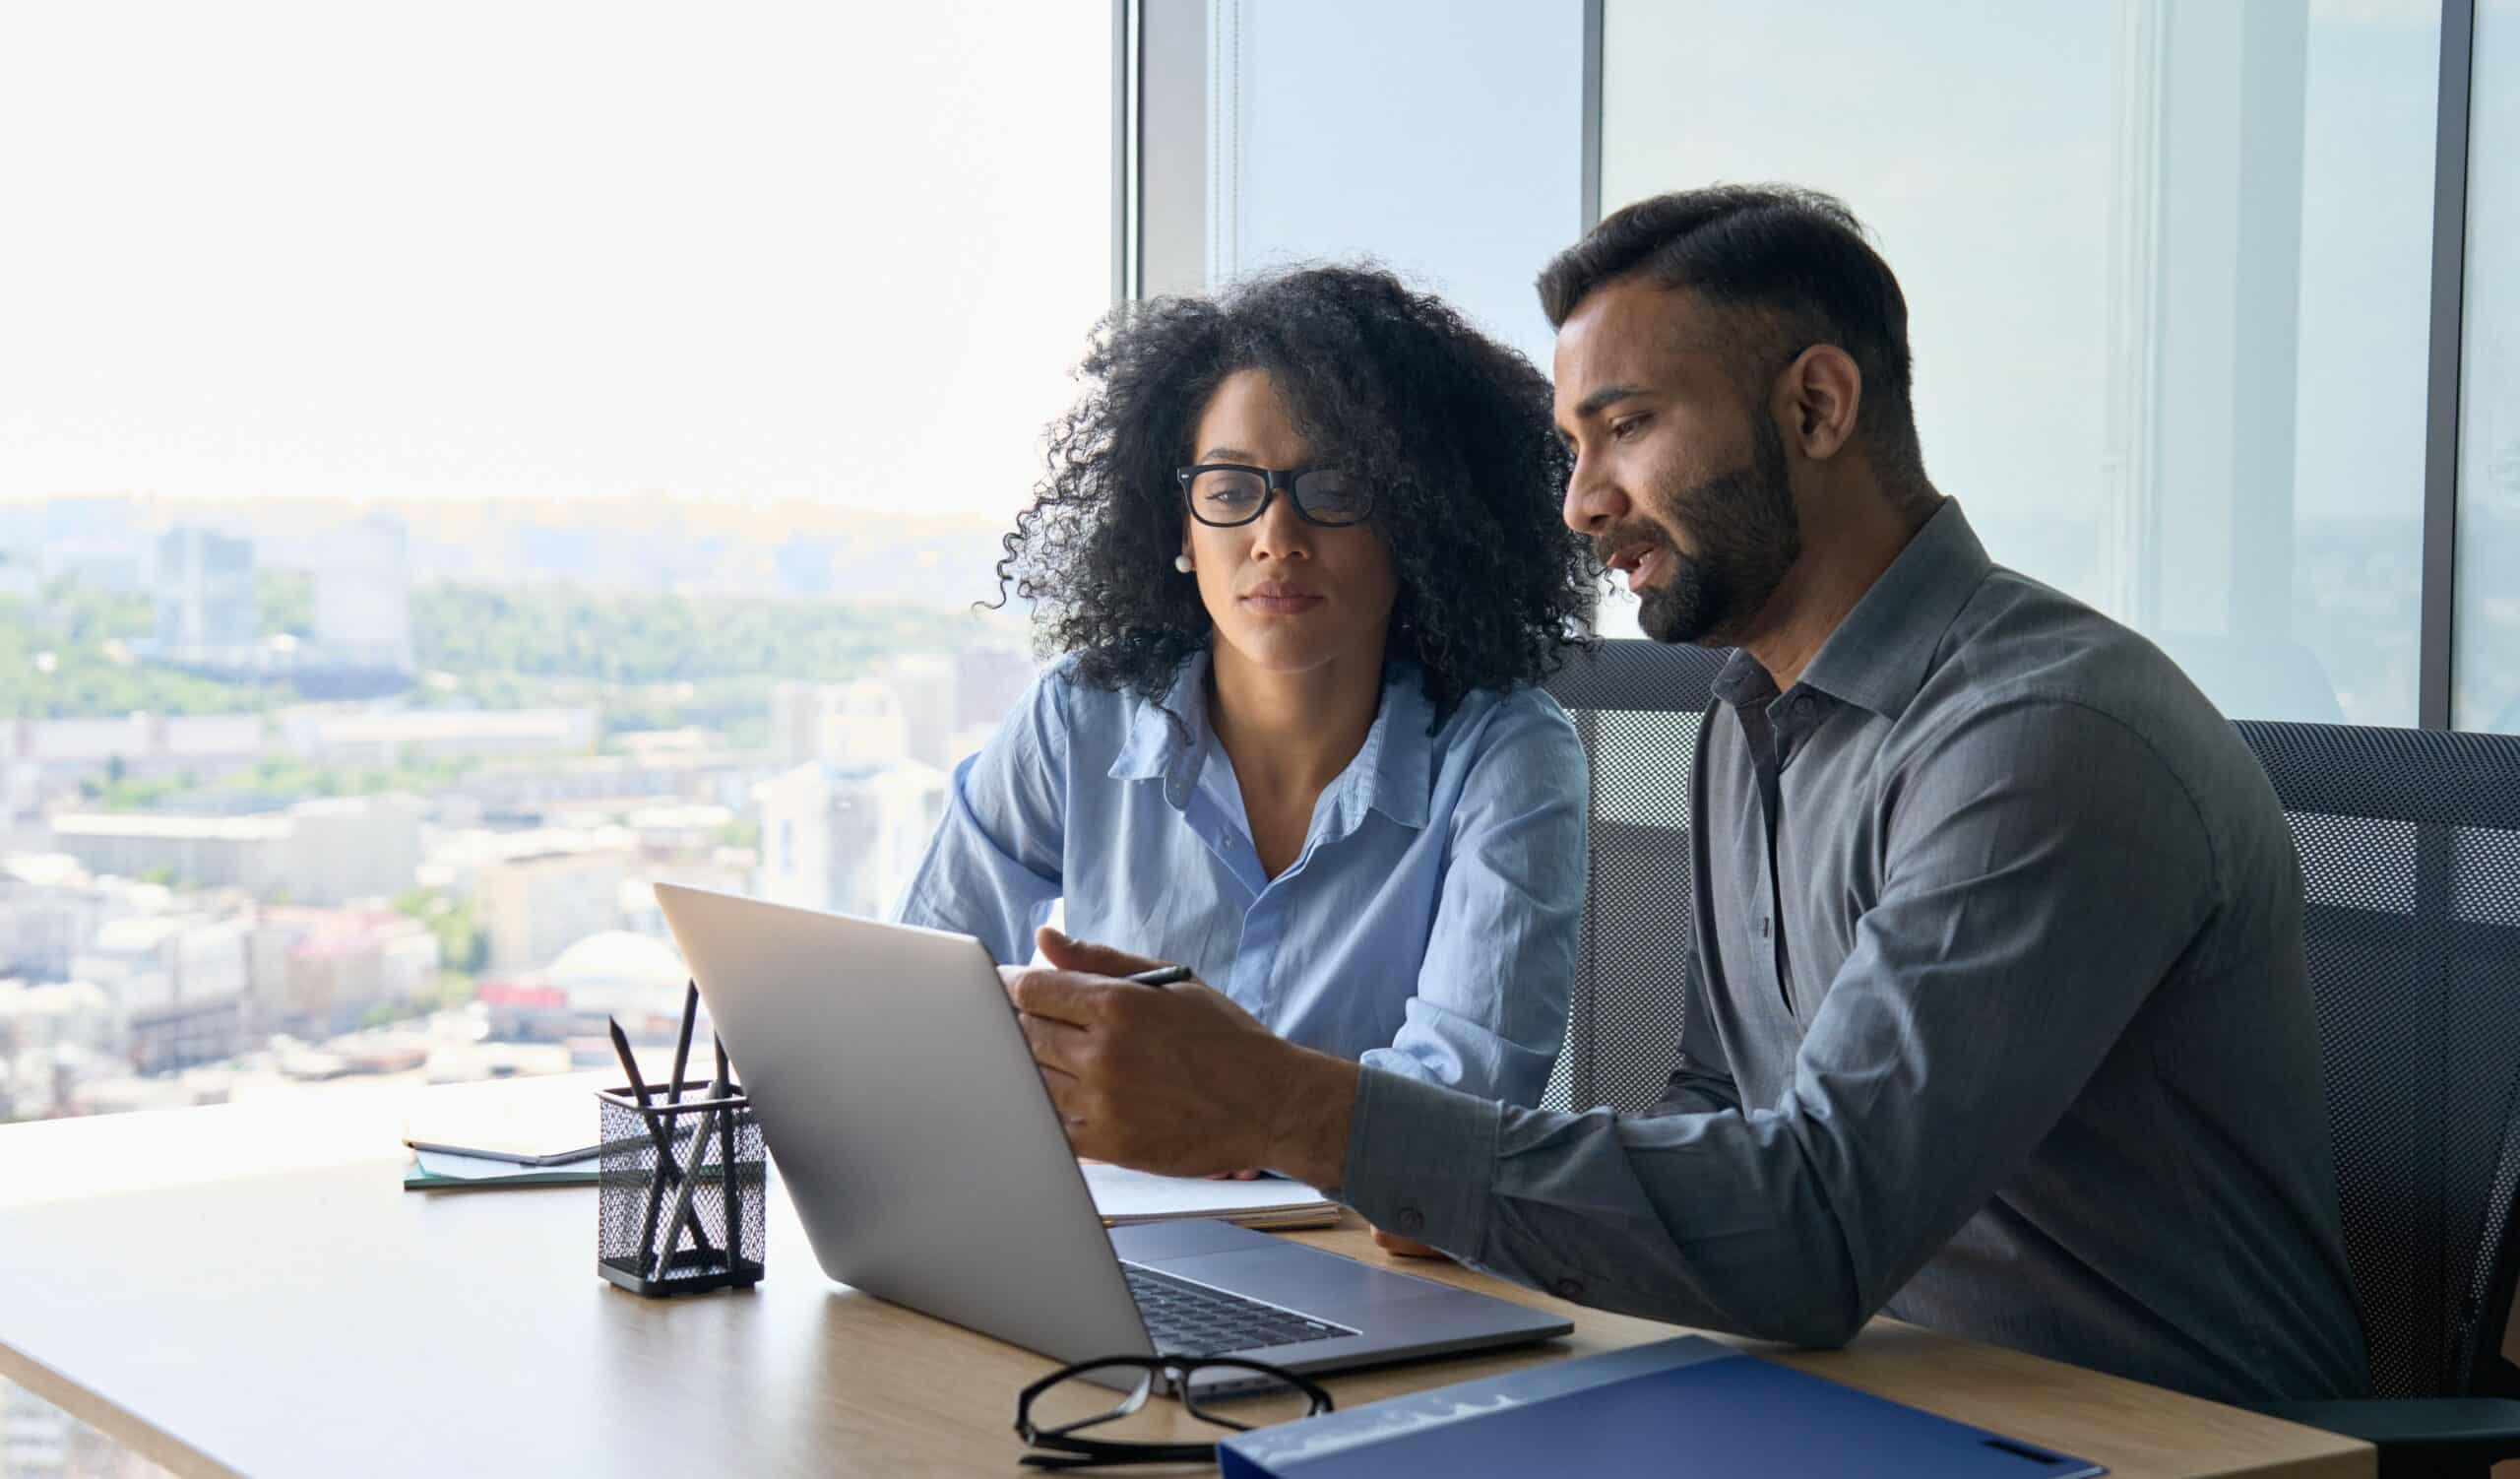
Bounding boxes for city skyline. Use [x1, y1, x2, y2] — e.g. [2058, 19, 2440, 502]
[0, 647, 1037, 1124]
[1, 492, 1041, 613]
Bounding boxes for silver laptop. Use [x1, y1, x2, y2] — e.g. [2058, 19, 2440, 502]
[652, 882, 1570, 1391]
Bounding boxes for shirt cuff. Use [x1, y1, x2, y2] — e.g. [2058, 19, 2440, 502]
[1336, 1067, 1502, 1256]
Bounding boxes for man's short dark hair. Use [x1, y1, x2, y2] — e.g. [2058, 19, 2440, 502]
[1537, 185, 1928, 492]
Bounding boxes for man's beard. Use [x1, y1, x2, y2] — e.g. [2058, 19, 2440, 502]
[1616, 414, 1801, 646]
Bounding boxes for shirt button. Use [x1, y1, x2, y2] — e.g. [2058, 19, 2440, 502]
[1756, 917, 1772, 940]
[1395, 1206, 1425, 1235]
[1553, 1277, 1585, 1300]
[1793, 694, 1816, 718]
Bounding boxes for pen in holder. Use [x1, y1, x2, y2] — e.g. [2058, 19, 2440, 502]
[595, 1079, 767, 1296]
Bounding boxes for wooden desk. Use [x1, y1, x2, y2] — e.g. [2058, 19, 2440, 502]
[0, 1089, 2371, 1478]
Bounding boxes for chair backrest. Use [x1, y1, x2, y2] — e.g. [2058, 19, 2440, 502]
[1539, 638, 1729, 1114]
[2233, 721, 2520, 1400]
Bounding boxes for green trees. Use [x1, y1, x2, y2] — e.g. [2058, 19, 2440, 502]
[395, 885, 486, 976]
[407, 582, 1013, 737]
[411, 583, 989, 686]
[0, 583, 286, 718]
[4, 573, 1019, 730]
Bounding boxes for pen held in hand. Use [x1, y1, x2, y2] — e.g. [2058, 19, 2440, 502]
[1125, 964, 1194, 989]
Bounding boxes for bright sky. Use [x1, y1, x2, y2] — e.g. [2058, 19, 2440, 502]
[0, 2, 1112, 518]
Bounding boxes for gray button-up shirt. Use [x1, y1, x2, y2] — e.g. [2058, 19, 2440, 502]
[1338, 501, 2368, 1403]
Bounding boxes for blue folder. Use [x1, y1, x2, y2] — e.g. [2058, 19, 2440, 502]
[1217, 1335, 2105, 1478]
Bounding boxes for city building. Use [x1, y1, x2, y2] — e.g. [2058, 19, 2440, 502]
[954, 646, 1040, 738]
[51, 812, 293, 896]
[884, 654, 958, 769]
[154, 525, 258, 663]
[284, 795, 424, 903]
[478, 845, 630, 973]
[71, 914, 249, 1074]
[471, 979, 570, 1043]
[0, 857, 110, 983]
[617, 855, 756, 939]
[278, 705, 598, 766]
[767, 655, 1039, 776]
[768, 680, 910, 767]
[311, 512, 414, 674]
[753, 759, 946, 919]
[545, 929, 690, 1040]
[126, 994, 250, 1076]
[451, 754, 685, 821]
[4, 494, 135, 548]
[34, 533, 146, 594]
[0, 980, 116, 1121]
[50, 796, 422, 905]
[248, 907, 440, 1034]
[0, 712, 268, 782]
[623, 803, 734, 858]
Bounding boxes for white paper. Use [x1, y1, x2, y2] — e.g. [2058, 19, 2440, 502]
[1081, 1163, 1335, 1223]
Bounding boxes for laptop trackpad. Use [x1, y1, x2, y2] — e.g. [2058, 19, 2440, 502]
[1108, 1217, 1268, 1261]
[1126, 1225, 1525, 1323]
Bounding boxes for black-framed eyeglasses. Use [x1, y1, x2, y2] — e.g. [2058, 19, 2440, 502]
[1014, 1354, 1334, 1470]
[1175, 464, 1374, 528]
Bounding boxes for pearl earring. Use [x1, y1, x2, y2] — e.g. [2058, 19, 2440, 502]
[1173, 555, 1195, 574]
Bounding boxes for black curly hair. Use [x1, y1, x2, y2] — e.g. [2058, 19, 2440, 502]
[994, 265, 1597, 727]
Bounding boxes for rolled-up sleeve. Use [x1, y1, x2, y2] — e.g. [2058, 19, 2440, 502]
[1357, 700, 1587, 1108]
[1339, 697, 2217, 1346]
[890, 671, 1069, 969]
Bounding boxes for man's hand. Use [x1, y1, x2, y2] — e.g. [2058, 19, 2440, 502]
[1370, 1227, 1448, 1259]
[1004, 928, 1358, 1190]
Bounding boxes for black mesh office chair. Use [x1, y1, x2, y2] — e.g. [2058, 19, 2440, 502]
[2233, 722, 2520, 1478]
[1539, 638, 1728, 1114]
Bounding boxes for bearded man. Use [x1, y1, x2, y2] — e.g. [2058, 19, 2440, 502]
[1002, 185, 2369, 1406]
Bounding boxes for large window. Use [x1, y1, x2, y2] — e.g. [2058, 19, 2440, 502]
[1599, 0, 2441, 726]
[2455, 0, 2520, 732]
[0, 5, 1108, 1124]
[1201, 0, 1586, 370]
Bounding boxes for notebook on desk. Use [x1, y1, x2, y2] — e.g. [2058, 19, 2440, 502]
[400, 1139, 1341, 1218]
[404, 1148, 601, 1190]
[402, 1078, 610, 1165]
[1082, 1164, 1340, 1230]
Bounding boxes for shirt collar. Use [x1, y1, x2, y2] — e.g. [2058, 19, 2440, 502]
[1346, 668, 1432, 832]
[1713, 498, 1991, 721]
[1106, 646, 1433, 831]
[1107, 650, 1215, 806]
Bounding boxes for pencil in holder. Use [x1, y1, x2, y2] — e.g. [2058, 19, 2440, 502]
[596, 1081, 768, 1297]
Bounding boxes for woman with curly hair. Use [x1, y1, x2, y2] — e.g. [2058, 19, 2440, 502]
[896, 264, 1596, 1122]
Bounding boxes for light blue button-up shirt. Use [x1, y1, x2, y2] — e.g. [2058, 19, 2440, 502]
[893, 650, 1587, 1106]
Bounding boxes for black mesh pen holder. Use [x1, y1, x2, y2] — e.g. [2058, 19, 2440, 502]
[595, 1082, 768, 1297]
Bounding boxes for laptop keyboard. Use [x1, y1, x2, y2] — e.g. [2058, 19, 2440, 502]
[1122, 1263, 1357, 1355]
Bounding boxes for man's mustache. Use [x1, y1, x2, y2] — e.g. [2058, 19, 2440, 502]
[1591, 521, 1670, 567]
